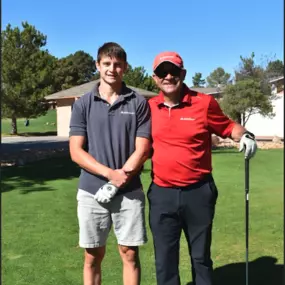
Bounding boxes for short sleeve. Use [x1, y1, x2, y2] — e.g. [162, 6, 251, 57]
[207, 96, 235, 138]
[136, 99, 151, 139]
[69, 99, 87, 137]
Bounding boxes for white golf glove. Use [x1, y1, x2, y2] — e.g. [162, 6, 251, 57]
[239, 131, 257, 159]
[94, 182, 119, 203]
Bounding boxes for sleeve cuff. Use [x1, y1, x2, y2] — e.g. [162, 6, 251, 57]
[136, 131, 151, 139]
[69, 131, 87, 137]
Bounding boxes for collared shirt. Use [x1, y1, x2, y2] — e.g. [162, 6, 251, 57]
[148, 84, 235, 187]
[69, 82, 151, 195]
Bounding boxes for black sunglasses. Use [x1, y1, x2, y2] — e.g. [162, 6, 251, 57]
[154, 65, 182, 78]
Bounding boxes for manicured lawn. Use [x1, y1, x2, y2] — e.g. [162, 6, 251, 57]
[2, 149, 283, 285]
[1, 109, 57, 136]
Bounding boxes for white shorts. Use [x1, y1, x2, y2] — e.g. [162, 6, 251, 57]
[77, 188, 147, 248]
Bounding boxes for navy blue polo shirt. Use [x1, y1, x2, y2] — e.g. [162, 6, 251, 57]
[69, 82, 151, 195]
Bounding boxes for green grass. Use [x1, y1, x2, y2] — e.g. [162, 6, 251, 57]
[1, 109, 57, 136]
[2, 149, 283, 285]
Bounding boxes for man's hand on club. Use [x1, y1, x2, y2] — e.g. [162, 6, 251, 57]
[239, 131, 257, 159]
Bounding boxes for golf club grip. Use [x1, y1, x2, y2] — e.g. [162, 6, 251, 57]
[245, 158, 249, 285]
[245, 158, 249, 191]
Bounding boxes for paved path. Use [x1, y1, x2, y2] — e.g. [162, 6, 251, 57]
[1, 136, 69, 153]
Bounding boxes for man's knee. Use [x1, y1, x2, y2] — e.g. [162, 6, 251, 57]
[118, 245, 139, 265]
[84, 247, 105, 266]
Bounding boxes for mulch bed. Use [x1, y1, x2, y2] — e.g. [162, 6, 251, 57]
[1, 148, 70, 167]
[1, 140, 283, 168]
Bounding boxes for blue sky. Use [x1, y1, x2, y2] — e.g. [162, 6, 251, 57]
[3, 0, 284, 86]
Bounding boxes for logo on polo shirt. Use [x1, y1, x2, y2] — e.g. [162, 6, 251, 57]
[180, 117, 195, 120]
[121, 111, 135, 115]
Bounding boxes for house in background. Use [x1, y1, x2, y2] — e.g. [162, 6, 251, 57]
[45, 80, 157, 136]
[45, 79, 221, 137]
[189, 87, 224, 99]
[45, 77, 283, 140]
[193, 77, 284, 140]
[245, 75, 284, 140]
[45, 80, 224, 137]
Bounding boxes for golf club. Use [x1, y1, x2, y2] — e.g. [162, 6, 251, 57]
[245, 157, 249, 285]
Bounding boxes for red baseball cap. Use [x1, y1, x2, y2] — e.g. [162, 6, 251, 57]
[153, 51, 184, 71]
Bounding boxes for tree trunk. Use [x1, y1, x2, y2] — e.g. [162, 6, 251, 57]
[236, 112, 242, 125]
[241, 113, 245, 127]
[11, 115, 17, 135]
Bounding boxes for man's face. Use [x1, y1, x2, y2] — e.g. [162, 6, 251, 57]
[152, 62, 186, 95]
[96, 56, 127, 84]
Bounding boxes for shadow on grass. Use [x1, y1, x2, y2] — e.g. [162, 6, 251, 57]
[142, 165, 151, 174]
[2, 131, 57, 137]
[1, 156, 80, 194]
[212, 146, 239, 154]
[18, 131, 57, 136]
[186, 256, 283, 285]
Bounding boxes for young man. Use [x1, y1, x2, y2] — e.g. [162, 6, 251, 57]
[148, 51, 257, 285]
[69, 42, 151, 285]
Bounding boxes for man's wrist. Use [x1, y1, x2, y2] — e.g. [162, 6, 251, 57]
[103, 168, 113, 181]
[242, 131, 255, 139]
[122, 166, 134, 175]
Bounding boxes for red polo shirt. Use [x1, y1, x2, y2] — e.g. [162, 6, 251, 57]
[148, 84, 235, 187]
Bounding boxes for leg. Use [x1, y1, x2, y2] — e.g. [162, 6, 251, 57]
[111, 188, 147, 285]
[77, 189, 112, 285]
[148, 183, 182, 285]
[181, 179, 218, 285]
[118, 245, 141, 285]
[84, 247, 105, 285]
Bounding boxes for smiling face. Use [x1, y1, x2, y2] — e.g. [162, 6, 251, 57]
[96, 56, 127, 85]
[152, 62, 186, 96]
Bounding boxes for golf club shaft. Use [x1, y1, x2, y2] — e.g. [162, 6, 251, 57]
[245, 158, 249, 285]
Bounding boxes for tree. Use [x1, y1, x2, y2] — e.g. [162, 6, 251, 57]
[221, 79, 274, 125]
[235, 52, 264, 81]
[54, 51, 96, 91]
[265, 59, 284, 79]
[206, 67, 231, 87]
[123, 66, 146, 87]
[2, 22, 55, 134]
[192, 72, 205, 87]
[90, 65, 159, 92]
[90, 73, 100, 81]
[141, 76, 159, 93]
[220, 52, 274, 126]
[123, 65, 159, 92]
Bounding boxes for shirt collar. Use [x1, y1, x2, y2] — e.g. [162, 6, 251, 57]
[92, 81, 134, 101]
[154, 84, 194, 107]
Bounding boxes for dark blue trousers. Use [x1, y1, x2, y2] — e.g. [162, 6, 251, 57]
[148, 175, 218, 285]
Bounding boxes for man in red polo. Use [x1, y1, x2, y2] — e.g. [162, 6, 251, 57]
[147, 51, 257, 285]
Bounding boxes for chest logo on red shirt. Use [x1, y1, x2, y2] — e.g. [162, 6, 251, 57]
[180, 117, 196, 121]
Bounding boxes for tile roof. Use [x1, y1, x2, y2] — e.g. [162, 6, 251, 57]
[45, 79, 157, 100]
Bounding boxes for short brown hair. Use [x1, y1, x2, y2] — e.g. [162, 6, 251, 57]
[97, 42, 127, 63]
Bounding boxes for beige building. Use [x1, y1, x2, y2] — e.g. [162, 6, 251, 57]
[45, 76, 284, 140]
[194, 77, 284, 140]
[45, 80, 157, 137]
[44, 81, 224, 137]
[245, 76, 284, 139]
